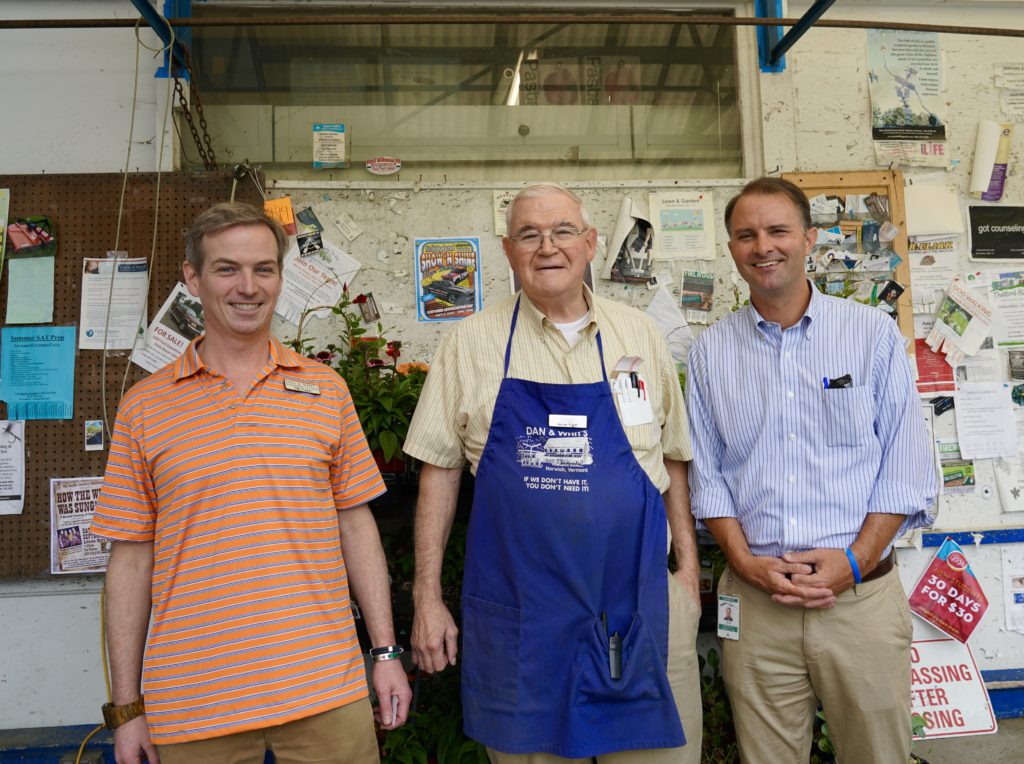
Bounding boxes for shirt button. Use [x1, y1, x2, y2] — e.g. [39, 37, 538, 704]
[788, 432, 796, 441]
[785, 351, 791, 358]
[787, 390, 795, 399]
[788, 474, 796, 483]
[221, 382, 230, 390]
[229, 402, 239, 409]
[790, 517, 798, 525]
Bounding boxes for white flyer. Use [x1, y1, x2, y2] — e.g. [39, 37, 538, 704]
[648, 191, 717, 260]
[131, 282, 204, 374]
[78, 254, 149, 350]
[954, 382, 1017, 460]
[926, 278, 994, 367]
[275, 239, 360, 325]
[1002, 550, 1024, 633]
[0, 421, 25, 515]
[908, 236, 957, 314]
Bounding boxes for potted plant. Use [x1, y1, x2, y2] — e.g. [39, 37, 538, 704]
[289, 286, 429, 472]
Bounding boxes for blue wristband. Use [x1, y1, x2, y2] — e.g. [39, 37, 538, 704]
[845, 547, 863, 584]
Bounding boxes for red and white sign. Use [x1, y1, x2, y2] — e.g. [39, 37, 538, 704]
[911, 638, 997, 739]
[908, 537, 989, 642]
[365, 156, 402, 175]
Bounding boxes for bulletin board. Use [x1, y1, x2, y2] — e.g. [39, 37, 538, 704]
[784, 170, 915, 347]
[0, 172, 262, 579]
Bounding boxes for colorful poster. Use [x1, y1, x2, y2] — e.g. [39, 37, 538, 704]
[648, 191, 716, 260]
[908, 537, 989, 643]
[867, 30, 946, 141]
[414, 237, 482, 322]
[50, 476, 109, 574]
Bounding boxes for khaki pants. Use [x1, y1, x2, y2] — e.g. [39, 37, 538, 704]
[488, 571, 703, 764]
[157, 698, 379, 764]
[718, 567, 913, 764]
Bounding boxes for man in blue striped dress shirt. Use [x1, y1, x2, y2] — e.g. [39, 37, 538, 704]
[686, 177, 937, 763]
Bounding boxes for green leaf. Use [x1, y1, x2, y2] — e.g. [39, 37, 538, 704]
[380, 430, 400, 461]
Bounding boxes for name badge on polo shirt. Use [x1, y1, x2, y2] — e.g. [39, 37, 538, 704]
[284, 378, 321, 395]
[718, 594, 740, 640]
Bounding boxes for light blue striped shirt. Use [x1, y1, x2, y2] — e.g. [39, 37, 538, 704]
[686, 285, 936, 557]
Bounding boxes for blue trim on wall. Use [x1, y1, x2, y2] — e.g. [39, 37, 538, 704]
[922, 528, 1024, 547]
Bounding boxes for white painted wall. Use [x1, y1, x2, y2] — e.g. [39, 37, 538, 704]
[2, 0, 1024, 730]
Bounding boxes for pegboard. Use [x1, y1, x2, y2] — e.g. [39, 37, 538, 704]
[0, 172, 263, 579]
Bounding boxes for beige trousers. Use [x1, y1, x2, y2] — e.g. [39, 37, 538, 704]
[718, 566, 913, 764]
[487, 571, 703, 764]
[157, 697, 380, 764]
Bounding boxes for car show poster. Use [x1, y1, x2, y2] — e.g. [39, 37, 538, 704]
[909, 537, 989, 643]
[414, 237, 482, 322]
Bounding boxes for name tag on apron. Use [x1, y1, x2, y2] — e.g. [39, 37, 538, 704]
[549, 414, 587, 429]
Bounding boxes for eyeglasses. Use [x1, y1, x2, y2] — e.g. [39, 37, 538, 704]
[508, 226, 589, 250]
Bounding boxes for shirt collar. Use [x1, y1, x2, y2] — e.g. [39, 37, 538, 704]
[172, 335, 300, 381]
[746, 279, 820, 338]
[518, 284, 598, 335]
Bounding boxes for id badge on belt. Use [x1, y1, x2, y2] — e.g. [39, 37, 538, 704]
[718, 594, 740, 640]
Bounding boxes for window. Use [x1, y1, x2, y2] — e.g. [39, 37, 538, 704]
[187, 4, 743, 180]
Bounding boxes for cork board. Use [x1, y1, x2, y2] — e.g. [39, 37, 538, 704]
[0, 172, 263, 579]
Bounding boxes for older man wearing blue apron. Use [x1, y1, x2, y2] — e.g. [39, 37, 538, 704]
[405, 183, 702, 763]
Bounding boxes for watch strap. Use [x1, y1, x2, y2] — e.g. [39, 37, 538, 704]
[102, 697, 146, 729]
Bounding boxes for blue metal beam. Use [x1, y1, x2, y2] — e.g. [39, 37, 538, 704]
[754, 0, 784, 73]
[128, 0, 190, 77]
[768, 0, 838, 66]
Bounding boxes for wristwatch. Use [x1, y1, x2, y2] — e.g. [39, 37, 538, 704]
[101, 697, 146, 729]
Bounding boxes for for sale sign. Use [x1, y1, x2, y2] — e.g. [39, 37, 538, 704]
[908, 537, 988, 642]
[911, 638, 997, 739]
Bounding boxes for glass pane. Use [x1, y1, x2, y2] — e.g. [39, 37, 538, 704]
[187, 7, 741, 180]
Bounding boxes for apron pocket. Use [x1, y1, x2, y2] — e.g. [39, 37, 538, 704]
[461, 594, 522, 704]
[575, 613, 671, 706]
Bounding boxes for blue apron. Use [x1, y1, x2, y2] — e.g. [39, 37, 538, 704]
[460, 299, 684, 757]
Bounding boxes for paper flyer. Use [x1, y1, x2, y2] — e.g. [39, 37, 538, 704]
[1001, 550, 1024, 633]
[79, 254, 149, 350]
[867, 30, 946, 142]
[6, 255, 55, 325]
[493, 190, 516, 237]
[648, 191, 716, 260]
[131, 283, 203, 374]
[969, 121, 1014, 201]
[908, 236, 958, 314]
[908, 537, 988, 643]
[984, 271, 1024, 346]
[50, 477, 109, 574]
[415, 237, 482, 322]
[954, 382, 1017, 460]
[276, 239, 360, 325]
[602, 196, 654, 284]
[0, 189, 9, 279]
[313, 123, 348, 169]
[936, 439, 976, 495]
[925, 278, 993, 366]
[0, 326, 75, 419]
[0, 421, 25, 515]
[679, 271, 715, 324]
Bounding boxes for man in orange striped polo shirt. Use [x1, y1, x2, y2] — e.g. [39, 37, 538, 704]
[91, 202, 411, 764]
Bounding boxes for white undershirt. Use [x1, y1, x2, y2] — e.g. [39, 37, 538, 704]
[552, 311, 592, 348]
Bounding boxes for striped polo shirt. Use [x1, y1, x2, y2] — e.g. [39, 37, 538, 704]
[404, 287, 691, 492]
[91, 336, 386, 743]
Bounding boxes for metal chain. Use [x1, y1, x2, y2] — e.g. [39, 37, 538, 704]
[172, 48, 218, 170]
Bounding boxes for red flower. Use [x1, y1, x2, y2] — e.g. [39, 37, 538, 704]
[386, 341, 402, 360]
[353, 293, 368, 305]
